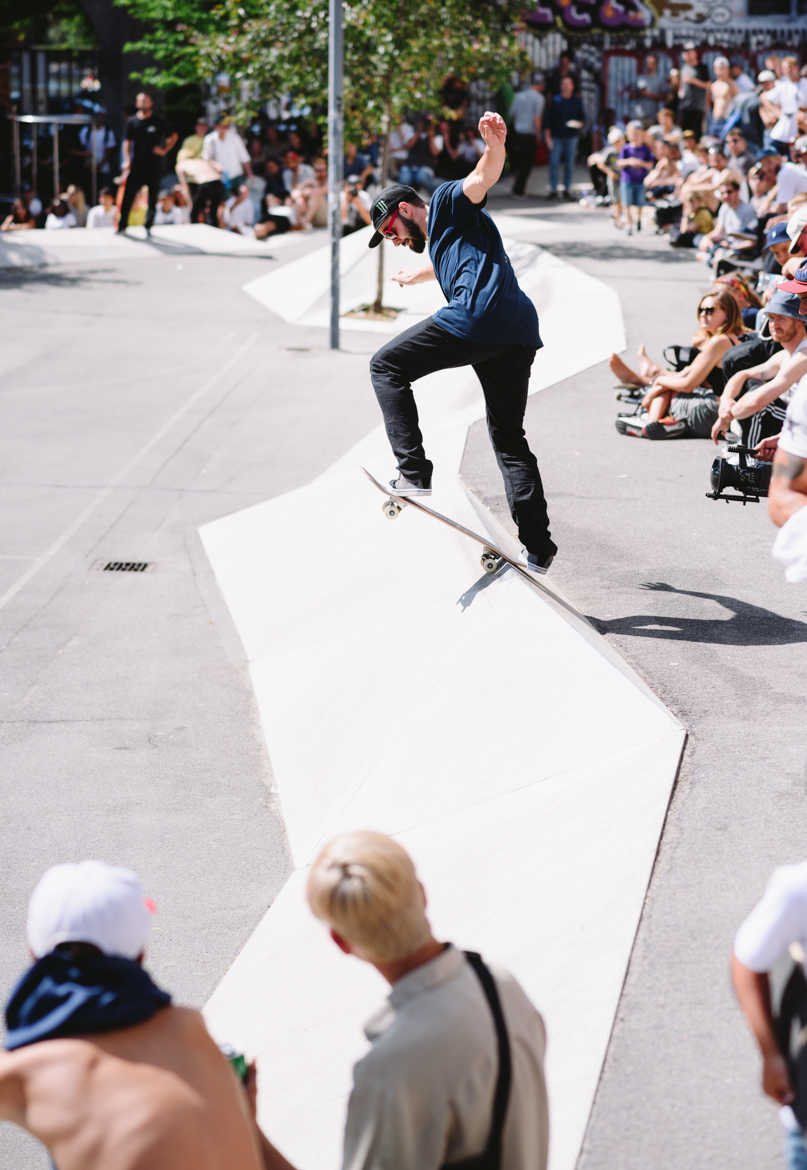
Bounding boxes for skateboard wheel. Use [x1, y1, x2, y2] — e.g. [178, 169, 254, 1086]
[382, 499, 402, 519]
[480, 551, 503, 574]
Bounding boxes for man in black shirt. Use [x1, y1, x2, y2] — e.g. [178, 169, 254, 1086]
[118, 92, 178, 234]
[678, 45, 710, 138]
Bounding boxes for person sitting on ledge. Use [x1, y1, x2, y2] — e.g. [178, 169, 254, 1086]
[615, 289, 748, 439]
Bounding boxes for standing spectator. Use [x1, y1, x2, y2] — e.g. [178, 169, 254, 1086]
[77, 112, 118, 188]
[667, 67, 681, 120]
[678, 43, 710, 139]
[709, 57, 739, 139]
[616, 121, 654, 234]
[509, 74, 545, 198]
[544, 76, 585, 200]
[388, 117, 416, 180]
[726, 70, 777, 149]
[0, 861, 273, 1170]
[289, 831, 550, 1170]
[732, 860, 807, 1168]
[174, 118, 210, 210]
[117, 92, 177, 235]
[202, 114, 253, 192]
[731, 61, 755, 94]
[264, 157, 290, 207]
[546, 52, 577, 98]
[44, 198, 77, 230]
[762, 56, 807, 156]
[86, 187, 118, 229]
[628, 54, 667, 126]
[603, 126, 627, 227]
[399, 117, 443, 194]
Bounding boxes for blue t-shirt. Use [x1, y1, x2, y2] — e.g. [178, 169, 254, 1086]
[427, 180, 541, 347]
[619, 143, 654, 185]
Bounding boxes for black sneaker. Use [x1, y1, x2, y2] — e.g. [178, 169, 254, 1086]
[546, 191, 558, 200]
[389, 472, 432, 496]
[524, 551, 554, 575]
[643, 419, 688, 440]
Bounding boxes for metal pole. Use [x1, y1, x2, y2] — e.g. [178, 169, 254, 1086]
[327, 0, 344, 350]
[91, 125, 97, 206]
[53, 122, 60, 202]
[32, 124, 38, 198]
[13, 119, 21, 197]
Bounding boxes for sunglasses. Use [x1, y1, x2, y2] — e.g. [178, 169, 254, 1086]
[381, 208, 400, 239]
[699, 306, 716, 316]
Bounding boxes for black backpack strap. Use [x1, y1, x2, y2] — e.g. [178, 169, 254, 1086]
[464, 951, 512, 1169]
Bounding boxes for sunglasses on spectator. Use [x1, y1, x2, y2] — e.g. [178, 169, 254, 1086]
[699, 306, 716, 316]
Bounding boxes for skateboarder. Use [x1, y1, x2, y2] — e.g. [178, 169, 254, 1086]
[367, 111, 556, 574]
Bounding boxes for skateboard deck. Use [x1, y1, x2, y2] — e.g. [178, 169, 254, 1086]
[361, 467, 528, 574]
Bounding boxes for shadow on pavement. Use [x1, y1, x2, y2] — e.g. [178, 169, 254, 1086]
[590, 581, 807, 646]
[543, 240, 694, 264]
[0, 267, 140, 290]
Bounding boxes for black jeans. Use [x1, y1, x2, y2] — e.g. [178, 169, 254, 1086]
[370, 317, 556, 559]
[512, 133, 537, 196]
[680, 109, 704, 138]
[191, 179, 225, 225]
[118, 163, 162, 230]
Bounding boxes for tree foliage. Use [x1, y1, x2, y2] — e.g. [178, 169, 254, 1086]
[114, 0, 531, 138]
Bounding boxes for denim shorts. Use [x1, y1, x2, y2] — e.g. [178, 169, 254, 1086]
[620, 179, 647, 207]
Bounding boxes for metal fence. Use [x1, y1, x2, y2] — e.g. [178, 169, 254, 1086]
[10, 114, 99, 205]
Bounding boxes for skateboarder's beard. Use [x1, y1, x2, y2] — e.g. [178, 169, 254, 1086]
[397, 213, 427, 253]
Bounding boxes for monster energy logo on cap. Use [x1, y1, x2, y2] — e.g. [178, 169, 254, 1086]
[368, 183, 418, 249]
[375, 199, 388, 215]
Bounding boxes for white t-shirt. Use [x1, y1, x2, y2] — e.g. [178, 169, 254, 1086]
[510, 88, 546, 135]
[769, 78, 807, 143]
[201, 128, 250, 180]
[153, 203, 186, 225]
[780, 363, 807, 459]
[735, 72, 755, 94]
[222, 195, 254, 230]
[777, 161, 807, 207]
[717, 199, 757, 236]
[45, 212, 77, 230]
[86, 204, 117, 229]
[389, 123, 415, 161]
[735, 860, 807, 973]
[283, 162, 315, 192]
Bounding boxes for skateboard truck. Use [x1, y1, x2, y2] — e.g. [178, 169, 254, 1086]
[480, 548, 504, 574]
[382, 497, 403, 519]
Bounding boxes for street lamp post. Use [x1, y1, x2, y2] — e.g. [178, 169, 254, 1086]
[328, 0, 344, 350]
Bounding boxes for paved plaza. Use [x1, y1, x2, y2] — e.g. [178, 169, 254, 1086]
[0, 196, 805, 1168]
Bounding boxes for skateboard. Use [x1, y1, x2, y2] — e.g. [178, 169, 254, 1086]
[361, 466, 527, 575]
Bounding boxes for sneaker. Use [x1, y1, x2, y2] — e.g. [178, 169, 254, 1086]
[636, 218, 642, 233]
[643, 418, 689, 440]
[563, 190, 576, 201]
[389, 472, 432, 496]
[615, 414, 646, 437]
[546, 191, 558, 200]
[524, 551, 554, 575]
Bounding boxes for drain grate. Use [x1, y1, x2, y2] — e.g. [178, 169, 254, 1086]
[91, 560, 156, 573]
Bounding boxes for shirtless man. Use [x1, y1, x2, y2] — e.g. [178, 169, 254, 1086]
[0, 861, 291, 1170]
[709, 56, 738, 138]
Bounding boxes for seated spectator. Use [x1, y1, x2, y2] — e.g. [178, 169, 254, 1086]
[724, 128, 759, 176]
[644, 139, 681, 200]
[65, 185, 87, 227]
[712, 290, 806, 446]
[153, 190, 186, 226]
[170, 184, 191, 223]
[696, 178, 757, 261]
[0, 198, 36, 231]
[647, 106, 682, 148]
[219, 183, 254, 234]
[748, 159, 776, 215]
[616, 121, 654, 235]
[761, 220, 794, 274]
[458, 127, 485, 172]
[44, 198, 77, 230]
[282, 150, 315, 196]
[767, 264, 807, 554]
[399, 116, 443, 194]
[344, 142, 374, 188]
[85, 188, 118, 229]
[615, 289, 747, 439]
[714, 272, 763, 329]
[342, 177, 372, 235]
[259, 831, 549, 1170]
[254, 198, 294, 239]
[0, 861, 273, 1170]
[679, 130, 701, 179]
[264, 157, 290, 207]
[289, 157, 328, 229]
[757, 147, 807, 216]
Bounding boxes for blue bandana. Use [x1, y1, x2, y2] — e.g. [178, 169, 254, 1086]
[4, 948, 171, 1050]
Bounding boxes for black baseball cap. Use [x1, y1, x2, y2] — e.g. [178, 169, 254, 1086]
[369, 184, 419, 248]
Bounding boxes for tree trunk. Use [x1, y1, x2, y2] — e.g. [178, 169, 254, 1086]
[372, 109, 391, 314]
[77, 0, 153, 140]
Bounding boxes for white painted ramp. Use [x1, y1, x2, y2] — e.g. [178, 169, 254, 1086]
[199, 244, 681, 1170]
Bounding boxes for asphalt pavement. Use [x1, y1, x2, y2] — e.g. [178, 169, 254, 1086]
[461, 197, 807, 1170]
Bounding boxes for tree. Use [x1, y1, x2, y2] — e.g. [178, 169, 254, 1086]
[117, 0, 530, 307]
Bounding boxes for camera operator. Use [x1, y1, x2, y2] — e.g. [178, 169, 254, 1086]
[342, 176, 372, 235]
[712, 291, 807, 447]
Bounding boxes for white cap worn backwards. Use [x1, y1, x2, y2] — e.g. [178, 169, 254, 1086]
[27, 861, 153, 960]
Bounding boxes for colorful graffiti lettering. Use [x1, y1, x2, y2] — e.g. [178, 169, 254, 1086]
[526, 0, 655, 31]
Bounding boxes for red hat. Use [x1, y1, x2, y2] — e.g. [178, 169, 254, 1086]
[778, 263, 807, 294]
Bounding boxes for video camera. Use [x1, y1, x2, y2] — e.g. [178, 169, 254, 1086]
[707, 445, 771, 504]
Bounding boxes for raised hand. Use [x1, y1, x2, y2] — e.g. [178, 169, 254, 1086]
[478, 111, 507, 148]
